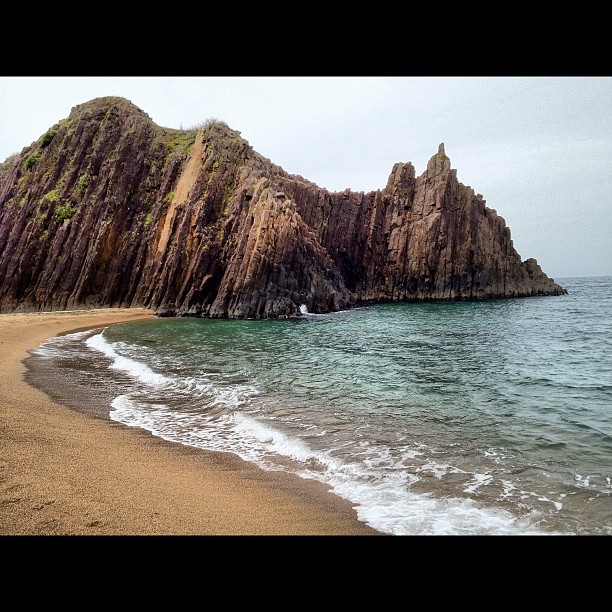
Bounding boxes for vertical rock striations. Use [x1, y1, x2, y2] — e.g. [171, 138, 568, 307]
[0, 97, 566, 318]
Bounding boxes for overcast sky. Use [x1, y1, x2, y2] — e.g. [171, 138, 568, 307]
[1, 76, 610, 278]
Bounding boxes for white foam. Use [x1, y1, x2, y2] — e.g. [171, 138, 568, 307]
[235, 413, 341, 468]
[85, 331, 260, 414]
[464, 473, 494, 494]
[212, 385, 259, 408]
[416, 461, 464, 479]
[86, 330, 172, 387]
[500, 480, 518, 500]
[298, 304, 352, 318]
[305, 459, 548, 535]
[32, 330, 92, 357]
[107, 391, 554, 535]
[108, 388, 548, 534]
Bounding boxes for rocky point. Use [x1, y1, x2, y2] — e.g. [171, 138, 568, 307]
[0, 97, 566, 317]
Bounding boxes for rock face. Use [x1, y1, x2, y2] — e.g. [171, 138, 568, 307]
[0, 96, 566, 317]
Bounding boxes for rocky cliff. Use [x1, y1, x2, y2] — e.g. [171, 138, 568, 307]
[0, 96, 566, 317]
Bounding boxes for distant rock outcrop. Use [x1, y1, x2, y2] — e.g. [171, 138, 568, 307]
[0, 96, 566, 317]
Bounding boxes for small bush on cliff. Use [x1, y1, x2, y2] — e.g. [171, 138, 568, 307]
[77, 172, 91, 197]
[43, 189, 61, 204]
[25, 152, 41, 169]
[190, 118, 229, 131]
[40, 130, 57, 148]
[54, 205, 74, 223]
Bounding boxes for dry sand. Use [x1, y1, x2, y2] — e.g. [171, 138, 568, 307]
[0, 308, 380, 536]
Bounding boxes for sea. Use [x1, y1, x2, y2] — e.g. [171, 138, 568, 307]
[25, 276, 612, 536]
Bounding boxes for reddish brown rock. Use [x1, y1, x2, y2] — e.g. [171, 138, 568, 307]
[0, 97, 566, 318]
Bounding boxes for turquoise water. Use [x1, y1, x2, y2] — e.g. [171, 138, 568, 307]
[29, 276, 612, 535]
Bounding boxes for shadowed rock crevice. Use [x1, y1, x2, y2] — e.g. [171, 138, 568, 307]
[0, 97, 566, 318]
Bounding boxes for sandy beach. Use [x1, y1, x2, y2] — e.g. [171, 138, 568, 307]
[0, 308, 380, 536]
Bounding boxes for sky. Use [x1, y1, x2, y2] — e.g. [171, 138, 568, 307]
[1, 76, 610, 279]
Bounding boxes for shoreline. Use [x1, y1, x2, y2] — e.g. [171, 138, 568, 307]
[0, 308, 380, 536]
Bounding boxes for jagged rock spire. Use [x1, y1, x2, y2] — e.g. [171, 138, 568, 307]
[426, 142, 451, 177]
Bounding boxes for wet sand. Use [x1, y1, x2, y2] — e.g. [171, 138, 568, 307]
[0, 308, 380, 536]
